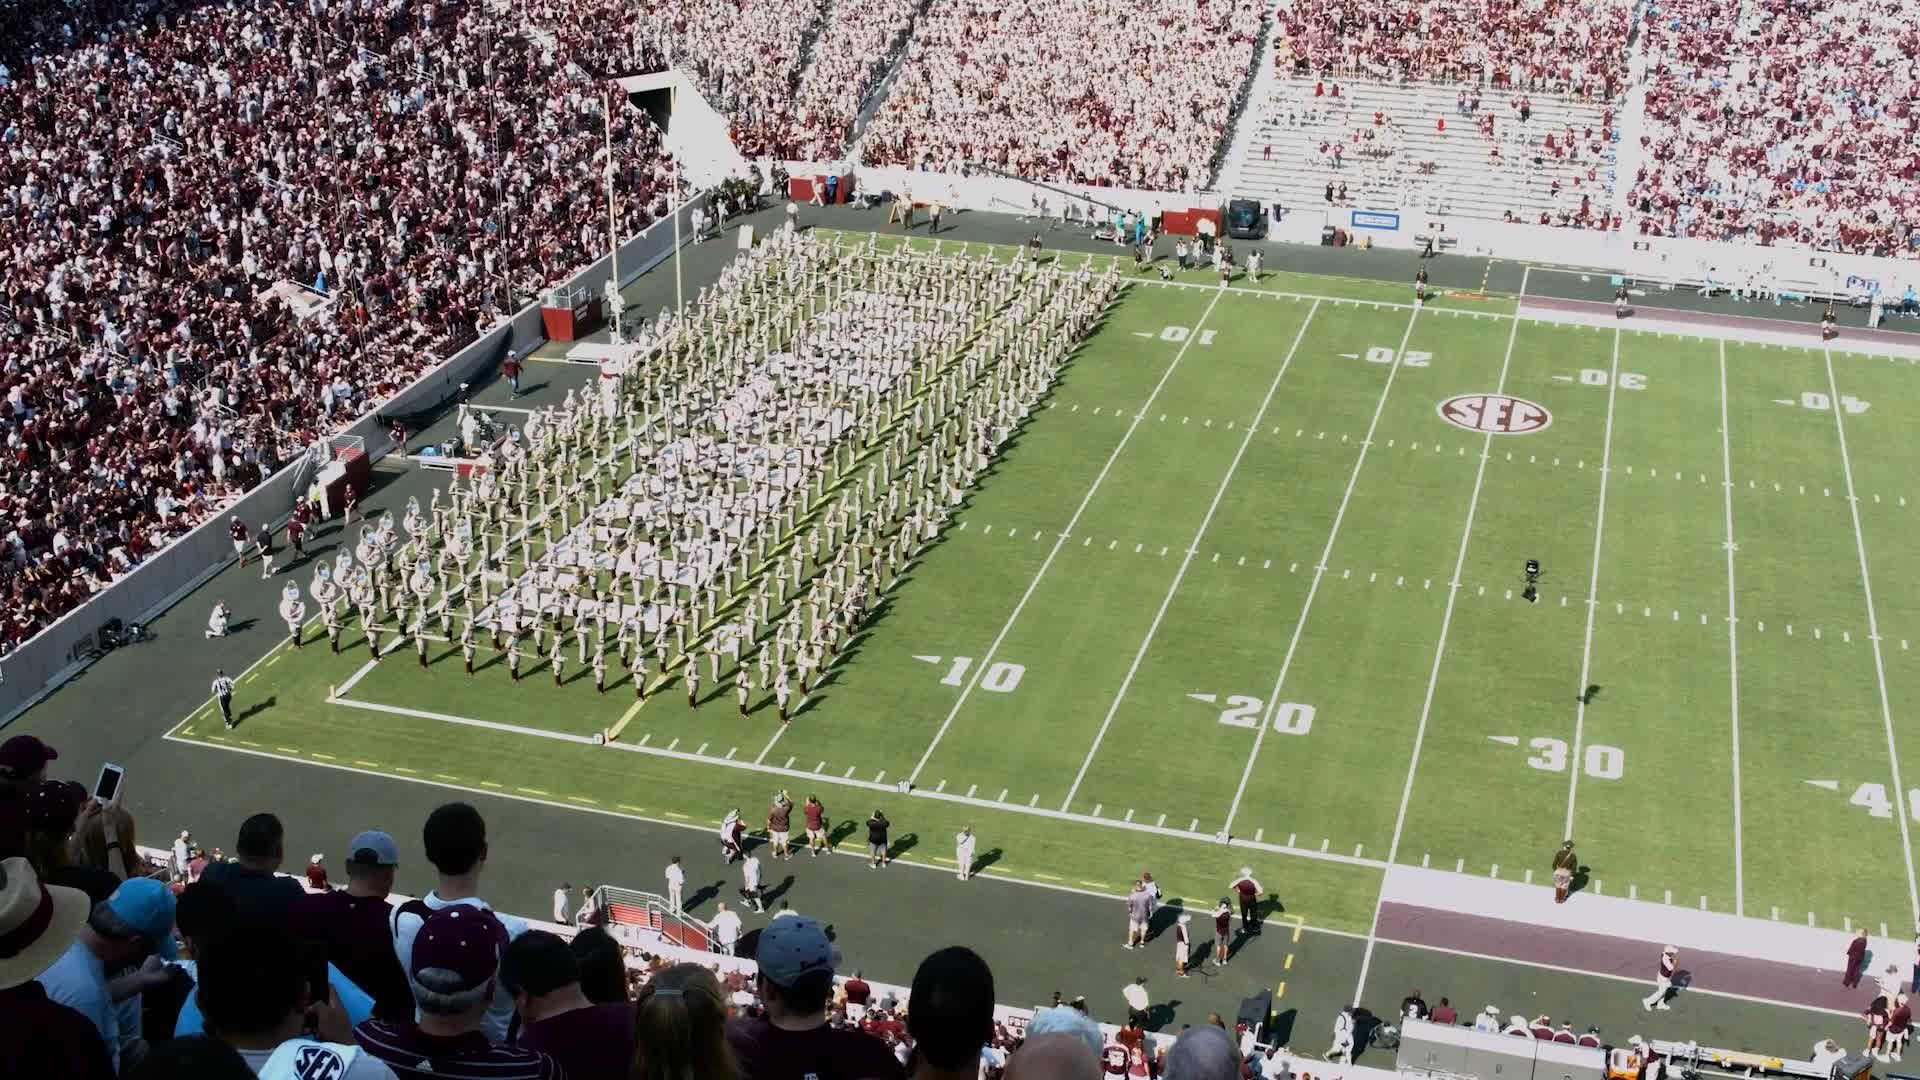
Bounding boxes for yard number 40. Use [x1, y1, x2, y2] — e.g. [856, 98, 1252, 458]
[1848, 782, 1920, 822]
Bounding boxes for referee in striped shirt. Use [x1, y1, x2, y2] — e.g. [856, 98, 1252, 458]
[212, 669, 237, 728]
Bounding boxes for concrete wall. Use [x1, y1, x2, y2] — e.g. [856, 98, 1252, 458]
[0, 196, 702, 726]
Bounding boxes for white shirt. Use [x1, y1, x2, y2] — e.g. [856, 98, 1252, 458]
[956, 831, 976, 859]
[1121, 983, 1149, 1011]
[743, 856, 762, 889]
[665, 862, 685, 888]
[244, 1039, 396, 1080]
[172, 838, 191, 869]
[390, 892, 529, 1046]
[38, 941, 119, 1070]
[553, 888, 570, 923]
[711, 908, 743, 945]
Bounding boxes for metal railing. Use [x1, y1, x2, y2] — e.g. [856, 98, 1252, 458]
[593, 885, 714, 952]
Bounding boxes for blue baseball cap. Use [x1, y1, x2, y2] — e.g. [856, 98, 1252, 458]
[91, 877, 178, 961]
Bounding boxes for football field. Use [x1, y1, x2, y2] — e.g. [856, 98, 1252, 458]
[172, 232, 1920, 941]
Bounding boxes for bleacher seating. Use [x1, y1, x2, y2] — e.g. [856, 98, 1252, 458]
[1234, 78, 1619, 227]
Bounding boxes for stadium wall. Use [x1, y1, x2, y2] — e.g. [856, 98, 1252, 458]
[797, 161, 1920, 301]
[0, 196, 704, 728]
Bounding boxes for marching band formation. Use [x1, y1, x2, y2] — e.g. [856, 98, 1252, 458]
[278, 229, 1121, 732]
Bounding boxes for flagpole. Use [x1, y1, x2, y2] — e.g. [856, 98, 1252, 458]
[605, 90, 620, 341]
[671, 69, 684, 316]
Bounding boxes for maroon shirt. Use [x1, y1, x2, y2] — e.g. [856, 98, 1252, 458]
[0, 981, 117, 1080]
[726, 1015, 904, 1080]
[520, 1002, 635, 1080]
[1214, 910, 1231, 937]
[355, 1020, 563, 1080]
[290, 891, 414, 1022]
[843, 977, 870, 1005]
[803, 803, 825, 831]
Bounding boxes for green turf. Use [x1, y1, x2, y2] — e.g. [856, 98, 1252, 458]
[174, 233, 1920, 938]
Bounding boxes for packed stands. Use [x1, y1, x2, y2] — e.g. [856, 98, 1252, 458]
[0, 0, 672, 654]
[1235, 78, 1619, 227]
[1630, 0, 1920, 256]
[1268, 0, 1631, 101]
[860, 0, 1269, 191]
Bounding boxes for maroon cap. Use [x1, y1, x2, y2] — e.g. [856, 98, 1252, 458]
[22, 781, 85, 835]
[0, 736, 56, 781]
[410, 906, 505, 991]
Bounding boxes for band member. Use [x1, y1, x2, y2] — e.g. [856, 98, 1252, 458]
[1415, 267, 1429, 305]
[593, 648, 608, 694]
[508, 638, 523, 682]
[1822, 304, 1838, 340]
[550, 635, 566, 686]
[462, 629, 476, 674]
[1551, 840, 1578, 903]
[686, 662, 701, 709]
[1615, 285, 1631, 318]
[736, 669, 750, 719]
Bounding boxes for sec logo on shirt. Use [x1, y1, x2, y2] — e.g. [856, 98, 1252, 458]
[290, 1045, 347, 1080]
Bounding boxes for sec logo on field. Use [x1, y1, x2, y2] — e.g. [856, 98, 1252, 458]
[1437, 394, 1552, 435]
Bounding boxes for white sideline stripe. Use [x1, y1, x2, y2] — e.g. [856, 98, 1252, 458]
[906, 287, 1230, 784]
[320, 694, 1389, 870]
[167, 729, 1387, 926]
[1222, 306, 1422, 836]
[1060, 300, 1323, 810]
[1825, 347, 1920, 928]
[1374, 936, 1861, 1020]
[1354, 265, 1530, 1003]
[1718, 341, 1746, 916]
[1564, 328, 1622, 838]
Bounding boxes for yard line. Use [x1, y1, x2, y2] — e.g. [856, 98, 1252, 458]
[1060, 300, 1323, 810]
[1564, 328, 1622, 838]
[1353, 266, 1528, 1002]
[1221, 306, 1422, 836]
[906, 287, 1230, 784]
[1717, 340, 1746, 916]
[1824, 347, 1920, 928]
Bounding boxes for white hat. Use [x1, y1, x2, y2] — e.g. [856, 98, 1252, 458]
[1239, 866, 1253, 877]
[1483, 1005, 1499, 1015]
[1178, 914, 1192, 924]
[310, 854, 323, 865]
[0, 857, 90, 990]
[1662, 945, 1678, 954]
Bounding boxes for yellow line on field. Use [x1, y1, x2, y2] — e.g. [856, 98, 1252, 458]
[310, 752, 335, 760]
[183, 728, 195, 737]
[1286, 914, 1305, 943]
[393, 767, 417, 775]
[267, 656, 281, 666]
[664, 811, 690, 820]
[355, 760, 381, 768]
[1284, 954, 1294, 970]
[434, 773, 460, 781]
[1275, 981, 1287, 999]
[479, 781, 503, 788]
[1078, 880, 1109, 889]
[618, 804, 647, 813]
[607, 693, 649, 741]
[207, 734, 226, 741]
[567, 796, 599, 805]
[1034, 872, 1062, 881]
[238, 739, 261, 747]
[517, 787, 549, 796]
[933, 856, 954, 863]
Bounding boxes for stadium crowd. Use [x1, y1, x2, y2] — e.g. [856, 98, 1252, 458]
[861, 0, 1268, 191]
[1268, 0, 1630, 101]
[0, 0, 672, 654]
[0, 731, 1279, 1080]
[1630, 0, 1920, 256]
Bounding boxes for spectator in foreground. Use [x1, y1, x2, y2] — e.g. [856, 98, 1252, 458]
[501, 930, 635, 1080]
[1161, 1024, 1242, 1080]
[630, 962, 739, 1080]
[726, 915, 904, 1080]
[291, 831, 414, 1022]
[39, 876, 180, 1070]
[23, 780, 120, 901]
[0, 855, 116, 1080]
[195, 916, 396, 1078]
[73, 799, 147, 883]
[357, 906, 561, 1078]
[570, 926, 631, 1004]
[199, 813, 304, 921]
[0, 735, 58, 796]
[122, 1034, 257, 1080]
[163, 880, 239, 1036]
[906, 946, 995, 1080]
[392, 803, 529, 1045]
[1005, 1033, 1103, 1080]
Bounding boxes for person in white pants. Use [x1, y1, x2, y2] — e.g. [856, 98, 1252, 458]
[955, 826, 977, 881]
[1327, 1006, 1356, 1064]
[664, 856, 686, 914]
[1642, 945, 1678, 1010]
